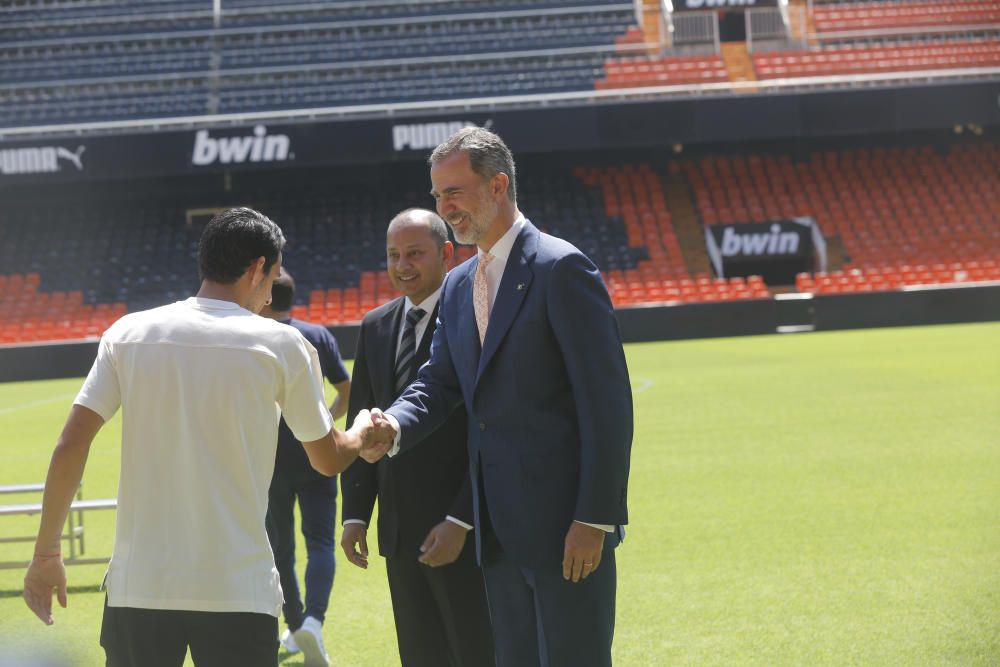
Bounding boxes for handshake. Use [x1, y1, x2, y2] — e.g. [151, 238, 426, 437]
[350, 408, 400, 464]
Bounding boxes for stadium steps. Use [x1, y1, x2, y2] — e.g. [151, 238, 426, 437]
[825, 234, 848, 272]
[787, 0, 816, 46]
[635, 0, 663, 49]
[720, 42, 758, 91]
[662, 176, 713, 277]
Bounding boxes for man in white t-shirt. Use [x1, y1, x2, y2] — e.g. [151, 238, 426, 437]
[22, 207, 392, 667]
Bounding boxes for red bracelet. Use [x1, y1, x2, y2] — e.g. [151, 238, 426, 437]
[33, 552, 61, 559]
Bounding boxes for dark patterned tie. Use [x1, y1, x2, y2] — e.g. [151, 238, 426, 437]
[394, 306, 426, 395]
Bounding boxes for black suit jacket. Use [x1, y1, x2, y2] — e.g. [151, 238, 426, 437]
[342, 297, 472, 558]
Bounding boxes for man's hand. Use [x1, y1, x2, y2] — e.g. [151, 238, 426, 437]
[340, 523, 369, 569]
[418, 520, 468, 568]
[562, 522, 604, 583]
[359, 408, 399, 463]
[23, 555, 67, 625]
[345, 409, 390, 463]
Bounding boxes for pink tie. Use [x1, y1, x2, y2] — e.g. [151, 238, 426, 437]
[474, 253, 494, 345]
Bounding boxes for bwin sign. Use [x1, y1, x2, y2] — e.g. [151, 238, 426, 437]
[392, 120, 492, 151]
[721, 224, 799, 256]
[192, 125, 291, 166]
[0, 145, 85, 175]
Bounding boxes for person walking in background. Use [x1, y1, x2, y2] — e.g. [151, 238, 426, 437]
[22, 207, 391, 667]
[371, 128, 633, 667]
[341, 208, 495, 666]
[260, 268, 351, 667]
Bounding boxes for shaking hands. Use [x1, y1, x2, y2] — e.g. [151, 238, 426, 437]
[350, 408, 400, 464]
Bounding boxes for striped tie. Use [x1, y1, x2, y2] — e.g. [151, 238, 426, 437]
[394, 306, 426, 395]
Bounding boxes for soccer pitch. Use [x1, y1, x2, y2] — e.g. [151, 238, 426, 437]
[0, 322, 997, 666]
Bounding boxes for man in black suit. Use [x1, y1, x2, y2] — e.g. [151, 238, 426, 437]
[341, 208, 495, 667]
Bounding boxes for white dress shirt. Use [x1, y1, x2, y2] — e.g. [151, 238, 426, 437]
[395, 288, 441, 356]
[478, 215, 526, 318]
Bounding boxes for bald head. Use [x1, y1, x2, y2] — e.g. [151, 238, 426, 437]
[388, 208, 450, 248]
[386, 208, 454, 305]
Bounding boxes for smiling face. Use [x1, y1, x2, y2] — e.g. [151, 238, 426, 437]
[386, 217, 452, 305]
[430, 151, 505, 248]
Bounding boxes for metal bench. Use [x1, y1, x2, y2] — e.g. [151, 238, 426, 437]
[0, 484, 116, 570]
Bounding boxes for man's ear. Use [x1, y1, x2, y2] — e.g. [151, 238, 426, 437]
[247, 256, 267, 286]
[441, 241, 455, 263]
[492, 172, 509, 200]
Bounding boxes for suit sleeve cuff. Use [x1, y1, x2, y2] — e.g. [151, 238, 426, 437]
[575, 520, 614, 533]
[445, 515, 473, 531]
[384, 412, 401, 458]
[343, 519, 368, 527]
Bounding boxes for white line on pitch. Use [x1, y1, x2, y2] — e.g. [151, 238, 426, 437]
[0, 393, 77, 416]
[632, 378, 654, 394]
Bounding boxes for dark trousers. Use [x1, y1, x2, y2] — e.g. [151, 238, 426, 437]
[482, 547, 616, 667]
[266, 471, 337, 631]
[385, 537, 496, 667]
[100, 598, 277, 667]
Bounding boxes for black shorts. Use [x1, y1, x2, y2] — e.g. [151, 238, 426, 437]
[100, 597, 278, 667]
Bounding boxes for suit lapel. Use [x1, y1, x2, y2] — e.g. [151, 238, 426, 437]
[415, 301, 441, 367]
[475, 221, 538, 385]
[452, 267, 482, 384]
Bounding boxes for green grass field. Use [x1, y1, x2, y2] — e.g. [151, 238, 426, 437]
[0, 322, 998, 666]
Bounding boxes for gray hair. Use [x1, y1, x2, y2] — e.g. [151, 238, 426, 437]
[388, 208, 451, 247]
[428, 126, 517, 204]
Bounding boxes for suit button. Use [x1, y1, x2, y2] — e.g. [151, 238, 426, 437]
[478, 422, 487, 431]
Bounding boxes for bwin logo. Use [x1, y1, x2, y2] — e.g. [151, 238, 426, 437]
[393, 119, 494, 151]
[192, 125, 291, 166]
[0, 145, 85, 175]
[721, 224, 799, 256]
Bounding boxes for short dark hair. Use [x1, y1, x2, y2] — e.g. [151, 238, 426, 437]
[198, 207, 285, 284]
[269, 268, 295, 312]
[428, 126, 517, 203]
[388, 208, 451, 247]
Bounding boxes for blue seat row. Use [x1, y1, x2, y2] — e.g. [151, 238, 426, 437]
[2, 1, 630, 40]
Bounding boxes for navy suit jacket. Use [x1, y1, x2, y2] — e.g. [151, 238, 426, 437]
[387, 220, 633, 572]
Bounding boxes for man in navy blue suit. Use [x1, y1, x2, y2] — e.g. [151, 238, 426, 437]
[372, 127, 633, 667]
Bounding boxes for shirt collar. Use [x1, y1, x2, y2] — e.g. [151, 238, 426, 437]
[478, 214, 525, 264]
[404, 284, 442, 317]
[185, 296, 245, 311]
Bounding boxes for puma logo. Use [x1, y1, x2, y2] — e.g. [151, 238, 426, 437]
[0, 144, 85, 175]
[56, 145, 85, 170]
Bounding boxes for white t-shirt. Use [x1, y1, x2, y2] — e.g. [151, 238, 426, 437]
[75, 297, 334, 616]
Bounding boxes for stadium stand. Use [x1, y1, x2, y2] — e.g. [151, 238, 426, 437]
[0, 2, 997, 345]
[0, 272, 127, 344]
[753, 39, 1000, 79]
[1, 139, 996, 344]
[3, 0, 997, 128]
[812, 1, 1000, 33]
[596, 55, 729, 89]
[0, 2, 642, 126]
[684, 143, 1000, 294]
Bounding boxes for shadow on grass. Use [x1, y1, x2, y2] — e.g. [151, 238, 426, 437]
[0, 583, 102, 599]
[278, 649, 306, 665]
